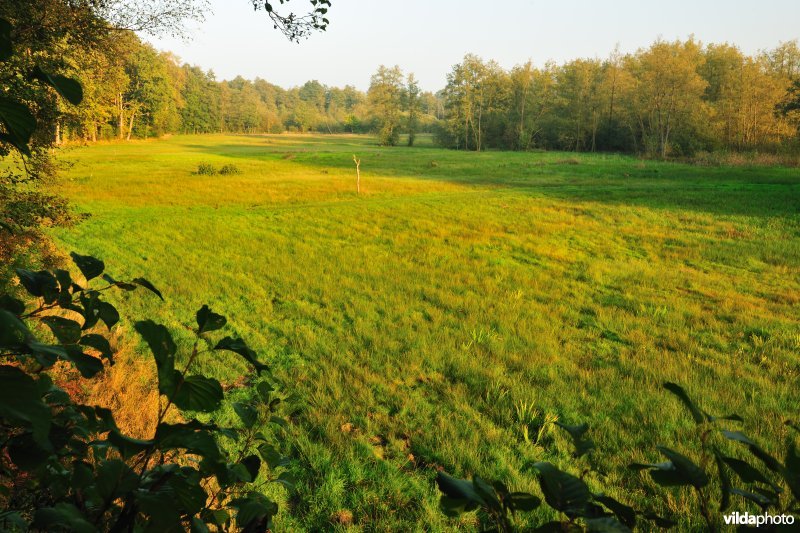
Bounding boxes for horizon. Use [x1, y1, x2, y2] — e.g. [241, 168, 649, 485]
[143, 0, 800, 92]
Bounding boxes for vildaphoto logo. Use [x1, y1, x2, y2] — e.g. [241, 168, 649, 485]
[723, 512, 796, 527]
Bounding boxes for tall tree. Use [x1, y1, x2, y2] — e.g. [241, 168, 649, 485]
[404, 73, 421, 146]
[624, 39, 708, 157]
[367, 65, 405, 146]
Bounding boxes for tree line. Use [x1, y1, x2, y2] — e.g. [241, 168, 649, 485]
[57, 31, 440, 143]
[36, 15, 800, 158]
[437, 40, 800, 156]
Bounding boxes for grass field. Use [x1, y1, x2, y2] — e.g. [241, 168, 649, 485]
[51, 133, 800, 530]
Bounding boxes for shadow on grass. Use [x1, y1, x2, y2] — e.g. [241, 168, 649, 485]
[180, 135, 800, 220]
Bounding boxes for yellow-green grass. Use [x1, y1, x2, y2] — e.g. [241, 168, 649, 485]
[50, 134, 800, 530]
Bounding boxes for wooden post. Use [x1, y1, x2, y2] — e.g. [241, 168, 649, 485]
[353, 154, 361, 194]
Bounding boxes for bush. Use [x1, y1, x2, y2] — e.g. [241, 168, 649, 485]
[219, 164, 242, 175]
[195, 163, 217, 175]
[0, 253, 296, 531]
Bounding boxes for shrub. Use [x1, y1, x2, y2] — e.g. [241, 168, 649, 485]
[195, 163, 217, 175]
[0, 253, 296, 531]
[219, 164, 242, 175]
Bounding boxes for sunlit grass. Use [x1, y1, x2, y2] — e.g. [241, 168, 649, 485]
[52, 134, 800, 530]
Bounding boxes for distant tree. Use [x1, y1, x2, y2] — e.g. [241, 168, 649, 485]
[180, 65, 220, 133]
[124, 42, 182, 138]
[404, 73, 421, 146]
[700, 44, 795, 150]
[442, 54, 507, 151]
[367, 65, 405, 146]
[624, 39, 709, 157]
[552, 59, 604, 151]
[781, 79, 800, 131]
[767, 40, 800, 80]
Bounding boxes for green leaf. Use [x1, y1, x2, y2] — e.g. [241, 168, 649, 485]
[132, 277, 164, 300]
[472, 476, 501, 510]
[435, 471, 484, 515]
[106, 429, 153, 459]
[0, 96, 35, 155]
[134, 320, 178, 396]
[257, 443, 290, 469]
[79, 334, 113, 361]
[134, 491, 182, 531]
[269, 415, 289, 428]
[16, 269, 58, 302]
[33, 503, 95, 533]
[40, 316, 82, 344]
[721, 455, 775, 487]
[642, 513, 677, 528]
[509, 491, 541, 512]
[8, 432, 52, 471]
[241, 454, 261, 481]
[657, 447, 709, 488]
[749, 447, 785, 474]
[784, 443, 800, 502]
[0, 309, 29, 347]
[196, 304, 227, 333]
[0, 18, 12, 61]
[94, 459, 138, 502]
[0, 511, 26, 531]
[230, 493, 278, 531]
[274, 470, 296, 490]
[233, 402, 258, 428]
[173, 375, 223, 412]
[215, 337, 269, 373]
[190, 517, 211, 533]
[201, 509, 229, 529]
[63, 345, 104, 378]
[714, 449, 732, 512]
[663, 382, 705, 424]
[0, 365, 51, 448]
[594, 494, 636, 528]
[723, 431, 784, 473]
[586, 517, 632, 533]
[71, 462, 94, 490]
[533, 462, 591, 516]
[155, 422, 222, 461]
[723, 430, 757, 446]
[704, 412, 744, 423]
[729, 487, 774, 509]
[531, 522, 574, 532]
[27, 341, 64, 367]
[97, 301, 119, 329]
[54, 268, 73, 290]
[69, 252, 104, 281]
[168, 472, 207, 516]
[556, 422, 595, 457]
[630, 461, 683, 486]
[0, 294, 25, 314]
[255, 381, 274, 402]
[30, 66, 83, 105]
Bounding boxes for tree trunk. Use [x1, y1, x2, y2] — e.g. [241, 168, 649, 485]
[353, 155, 361, 194]
[117, 94, 124, 140]
[126, 110, 136, 141]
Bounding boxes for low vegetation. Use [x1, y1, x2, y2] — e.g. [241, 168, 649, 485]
[39, 133, 800, 530]
[0, 254, 297, 530]
[437, 383, 800, 531]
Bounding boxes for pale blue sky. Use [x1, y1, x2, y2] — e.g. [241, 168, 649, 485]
[145, 0, 800, 92]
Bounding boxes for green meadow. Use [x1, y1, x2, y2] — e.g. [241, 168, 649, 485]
[52, 134, 800, 530]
